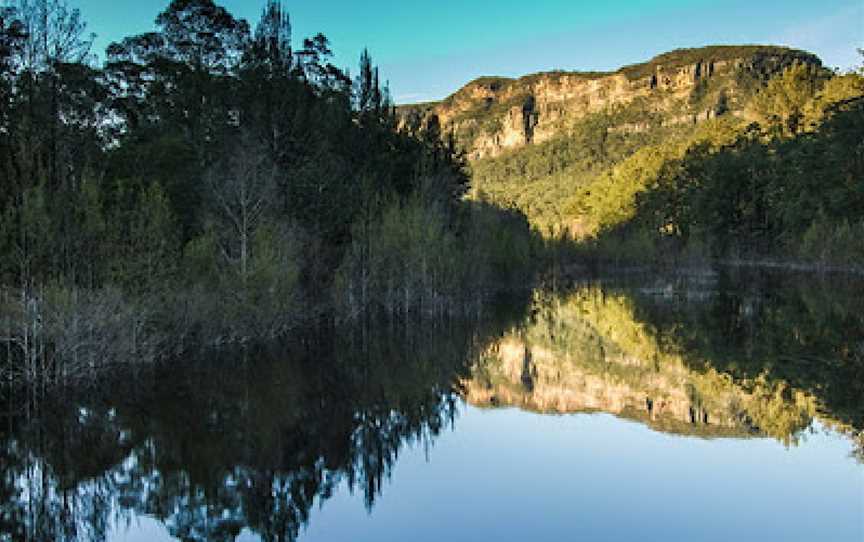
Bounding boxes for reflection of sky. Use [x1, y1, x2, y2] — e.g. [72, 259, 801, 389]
[74, 0, 864, 104]
[109, 404, 864, 542]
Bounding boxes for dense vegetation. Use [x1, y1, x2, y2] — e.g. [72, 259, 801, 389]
[0, 0, 538, 387]
[618, 45, 820, 80]
[470, 99, 672, 232]
[580, 64, 864, 266]
[460, 47, 803, 232]
[1, 0, 860, 392]
[462, 53, 863, 268]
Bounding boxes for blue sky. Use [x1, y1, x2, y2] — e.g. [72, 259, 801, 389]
[75, 0, 864, 103]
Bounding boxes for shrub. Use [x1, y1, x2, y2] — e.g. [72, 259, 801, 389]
[799, 219, 864, 270]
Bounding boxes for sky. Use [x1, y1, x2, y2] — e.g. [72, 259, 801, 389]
[73, 0, 864, 104]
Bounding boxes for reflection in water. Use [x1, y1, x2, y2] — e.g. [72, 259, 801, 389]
[0, 305, 525, 542]
[470, 270, 864, 451]
[1, 271, 862, 541]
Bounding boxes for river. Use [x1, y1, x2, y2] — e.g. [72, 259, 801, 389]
[2, 268, 862, 541]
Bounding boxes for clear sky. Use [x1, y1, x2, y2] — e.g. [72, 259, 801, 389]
[73, 0, 864, 104]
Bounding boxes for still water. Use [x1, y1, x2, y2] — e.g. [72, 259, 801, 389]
[2, 269, 863, 541]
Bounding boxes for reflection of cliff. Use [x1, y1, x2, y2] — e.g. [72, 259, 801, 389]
[464, 287, 822, 442]
[466, 336, 753, 438]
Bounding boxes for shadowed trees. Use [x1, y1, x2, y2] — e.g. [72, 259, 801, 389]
[0, 0, 535, 388]
[574, 61, 864, 265]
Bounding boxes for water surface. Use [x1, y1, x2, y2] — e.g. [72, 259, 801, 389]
[2, 269, 863, 541]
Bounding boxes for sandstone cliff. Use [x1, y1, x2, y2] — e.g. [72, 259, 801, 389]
[399, 46, 821, 160]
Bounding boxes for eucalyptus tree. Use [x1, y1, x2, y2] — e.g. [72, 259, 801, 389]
[205, 132, 277, 282]
[106, 0, 249, 145]
[7, 0, 96, 189]
[0, 6, 25, 211]
[0, 0, 106, 287]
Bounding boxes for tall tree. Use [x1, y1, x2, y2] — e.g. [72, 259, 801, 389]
[11, 0, 95, 188]
[247, 0, 292, 74]
[206, 133, 277, 281]
[105, 0, 250, 156]
[750, 62, 825, 135]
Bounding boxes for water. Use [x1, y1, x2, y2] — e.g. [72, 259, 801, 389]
[2, 269, 863, 541]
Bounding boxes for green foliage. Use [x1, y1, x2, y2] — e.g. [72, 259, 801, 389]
[577, 67, 864, 267]
[176, 223, 304, 343]
[799, 219, 864, 269]
[440, 46, 830, 246]
[16, 183, 53, 284]
[334, 195, 537, 318]
[123, 183, 179, 290]
[0, 0, 509, 387]
[575, 117, 743, 237]
[749, 61, 826, 134]
[460, 200, 537, 284]
[619, 45, 820, 80]
[469, 100, 674, 232]
[336, 196, 467, 317]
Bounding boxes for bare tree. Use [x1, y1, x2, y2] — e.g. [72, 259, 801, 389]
[206, 132, 278, 280]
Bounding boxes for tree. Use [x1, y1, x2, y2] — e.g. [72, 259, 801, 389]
[293, 32, 350, 94]
[206, 133, 277, 281]
[154, 0, 250, 74]
[0, 6, 25, 78]
[0, 6, 26, 208]
[237, 0, 305, 179]
[128, 182, 179, 289]
[9, 0, 96, 189]
[355, 48, 382, 123]
[12, 182, 52, 287]
[246, 0, 292, 75]
[750, 62, 825, 135]
[105, 0, 251, 161]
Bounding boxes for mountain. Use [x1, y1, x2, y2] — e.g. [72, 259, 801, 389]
[397, 44, 864, 264]
[398, 46, 821, 161]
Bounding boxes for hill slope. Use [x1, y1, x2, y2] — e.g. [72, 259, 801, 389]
[399, 45, 864, 263]
[399, 45, 820, 161]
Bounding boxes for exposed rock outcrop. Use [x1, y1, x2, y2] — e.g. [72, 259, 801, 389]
[398, 46, 822, 160]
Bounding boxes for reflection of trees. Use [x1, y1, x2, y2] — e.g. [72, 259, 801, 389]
[0, 399, 128, 542]
[469, 274, 863, 447]
[7, 273, 860, 541]
[628, 269, 864, 435]
[0, 298, 528, 542]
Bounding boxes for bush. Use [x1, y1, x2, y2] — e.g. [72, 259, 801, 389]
[799, 219, 864, 270]
[170, 224, 305, 346]
[1, 285, 164, 386]
[335, 197, 471, 317]
[334, 194, 538, 319]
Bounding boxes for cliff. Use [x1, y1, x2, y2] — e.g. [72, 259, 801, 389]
[399, 46, 822, 160]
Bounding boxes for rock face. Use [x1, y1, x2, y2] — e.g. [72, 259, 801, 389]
[398, 46, 822, 160]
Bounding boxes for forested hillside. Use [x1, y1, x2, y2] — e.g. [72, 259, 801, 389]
[578, 65, 864, 265]
[0, 0, 538, 387]
[404, 47, 864, 268]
